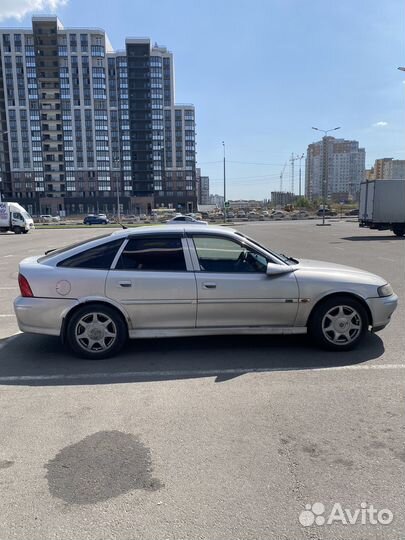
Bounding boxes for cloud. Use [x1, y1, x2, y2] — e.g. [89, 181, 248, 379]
[0, 0, 68, 22]
[373, 121, 388, 127]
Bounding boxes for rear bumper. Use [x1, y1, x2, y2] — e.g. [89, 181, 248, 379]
[366, 294, 398, 332]
[14, 296, 78, 336]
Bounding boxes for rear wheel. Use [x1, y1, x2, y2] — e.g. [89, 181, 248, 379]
[392, 225, 405, 237]
[309, 296, 368, 351]
[66, 304, 127, 359]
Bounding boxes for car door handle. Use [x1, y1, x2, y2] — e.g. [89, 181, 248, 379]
[118, 281, 132, 288]
[203, 282, 217, 289]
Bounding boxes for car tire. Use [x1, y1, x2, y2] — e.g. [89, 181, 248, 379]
[392, 225, 405, 237]
[13, 226, 23, 234]
[66, 303, 127, 359]
[308, 295, 368, 351]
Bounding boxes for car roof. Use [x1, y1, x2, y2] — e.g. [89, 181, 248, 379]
[110, 224, 234, 238]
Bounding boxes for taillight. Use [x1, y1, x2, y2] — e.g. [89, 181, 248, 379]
[18, 273, 34, 298]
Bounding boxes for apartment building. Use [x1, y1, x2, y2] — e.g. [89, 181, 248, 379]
[367, 158, 405, 181]
[196, 167, 209, 205]
[0, 17, 197, 215]
[305, 136, 365, 200]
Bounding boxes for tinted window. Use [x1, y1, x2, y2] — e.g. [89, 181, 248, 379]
[116, 236, 186, 272]
[38, 234, 111, 262]
[57, 238, 123, 269]
[193, 236, 268, 273]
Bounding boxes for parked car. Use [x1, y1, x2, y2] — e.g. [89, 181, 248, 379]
[316, 208, 337, 217]
[14, 225, 397, 359]
[166, 214, 208, 225]
[40, 214, 60, 223]
[83, 214, 109, 225]
[270, 210, 287, 220]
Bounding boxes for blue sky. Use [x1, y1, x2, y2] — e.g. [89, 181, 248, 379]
[1, 0, 404, 199]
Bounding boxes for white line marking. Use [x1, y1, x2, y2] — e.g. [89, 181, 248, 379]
[3, 255, 13, 258]
[0, 332, 22, 352]
[0, 363, 403, 384]
[0, 287, 18, 290]
[0, 314, 14, 317]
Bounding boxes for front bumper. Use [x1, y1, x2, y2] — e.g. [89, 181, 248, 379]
[366, 294, 398, 332]
[14, 296, 78, 336]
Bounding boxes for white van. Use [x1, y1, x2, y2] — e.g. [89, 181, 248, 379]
[0, 202, 35, 234]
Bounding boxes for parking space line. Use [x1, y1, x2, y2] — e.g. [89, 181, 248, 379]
[0, 314, 15, 317]
[0, 363, 403, 384]
[0, 287, 18, 290]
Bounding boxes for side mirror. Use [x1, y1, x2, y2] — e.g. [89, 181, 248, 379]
[266, 262, 297, 276]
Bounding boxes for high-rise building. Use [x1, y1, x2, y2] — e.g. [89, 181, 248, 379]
[0, 17, 197, 215]
[196, 167, 209, 205]
[366, 158, 405, 181]
[305, 136, 365, 200]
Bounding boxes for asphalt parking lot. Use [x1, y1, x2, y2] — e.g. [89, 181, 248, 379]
[0, 220, 404, 540]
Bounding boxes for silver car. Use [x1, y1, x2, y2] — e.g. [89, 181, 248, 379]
[166, 215, 208, 225]
[14, 225, 398, 359]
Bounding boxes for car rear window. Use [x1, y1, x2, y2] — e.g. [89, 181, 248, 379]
[56, 238, 124, 269]
[115, 236, 186, 272]
[38, 234, 111, 263]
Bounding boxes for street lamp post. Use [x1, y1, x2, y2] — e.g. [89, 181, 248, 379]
[311, 126, 341, 225]
[222, 141, 226, 222]
[297, 153, 305, 198]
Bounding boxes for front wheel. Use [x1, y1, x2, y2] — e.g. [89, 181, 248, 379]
[13, 226, 23, 234]
[308, 296, 368, 351]
[66, 304, 127, 359]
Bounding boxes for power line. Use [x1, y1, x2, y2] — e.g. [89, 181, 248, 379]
[209, 173, 280, 181]
[227, 160, 287, 166]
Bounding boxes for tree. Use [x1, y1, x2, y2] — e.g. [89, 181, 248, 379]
[294, 196, 312, 208]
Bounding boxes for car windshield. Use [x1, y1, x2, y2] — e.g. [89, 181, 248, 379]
[37, 234, 111, 262]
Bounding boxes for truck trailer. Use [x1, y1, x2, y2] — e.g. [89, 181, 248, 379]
[359, 179, 405, 237]
[0, 202, 35, 234]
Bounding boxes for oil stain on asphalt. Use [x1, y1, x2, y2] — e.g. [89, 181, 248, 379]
[45, 430, 162, 505]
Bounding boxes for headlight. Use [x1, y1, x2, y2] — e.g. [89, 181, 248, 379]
[378, 283, 394, 297]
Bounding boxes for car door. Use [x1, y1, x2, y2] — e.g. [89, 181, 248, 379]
[106, 233, 197, 329]
[188, 234, 299, 328]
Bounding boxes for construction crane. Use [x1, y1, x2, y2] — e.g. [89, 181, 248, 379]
[279, 162, 287, 192]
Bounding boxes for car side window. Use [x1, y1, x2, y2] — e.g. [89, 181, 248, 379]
[115, 236, 186, 272]
[57, 239, 124, 269]
[192, 236, 268, 273]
